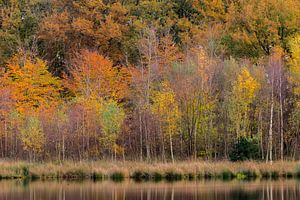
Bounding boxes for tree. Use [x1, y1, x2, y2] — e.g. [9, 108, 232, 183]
[224, 0, 300, 58]
[0, 0, 45, 65]
[19, 116, 45, 161]
[229, 68, 259, 138]
[5, 55, 61, 113]
[151, 81, 180, 163]
[132, 26, 160, 161]
[98, 100, 125, 160]
[288, 35, 300, 159]
[65, 50, 129, 160]
[289, 35, 300, 105]
[192, 0, 227, 22]
[265, 47, 285, 163]
[220, 58, 240, 158]
[66, 50, 130, 102]
[0, 68, 14, 157]
[52, 105, 69, 162]
[1, 0, 300, 162]
[38, 1, 131, 75]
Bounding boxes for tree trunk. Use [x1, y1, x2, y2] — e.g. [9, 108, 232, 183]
[194, 122, 197, 160]
[62, 134, 65, 162]
[139, 111, 143, 161]
[145, 122, 151, 162]
[114, 144, 117, 161]
[259, 110, 264, 160]
[268, 71, 274, 164]
[4, 119, 7, 158]
[162, 134, 166, 162]
[170, 134, 174, 163]
[279, 73, 284, 161]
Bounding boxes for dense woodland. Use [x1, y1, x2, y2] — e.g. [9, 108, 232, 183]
[0, 0, 299, 162]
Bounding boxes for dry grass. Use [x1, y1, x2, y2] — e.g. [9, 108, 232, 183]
[0, 160, 299, 181]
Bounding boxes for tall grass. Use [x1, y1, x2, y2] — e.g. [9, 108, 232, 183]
[0, 160, 299, 181]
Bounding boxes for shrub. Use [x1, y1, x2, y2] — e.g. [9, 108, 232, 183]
[110, 172, 124, 182]
[152, 172, 163, 182]
[22, 166, 30, 177]
[131, 171, 151, 181]
[220, 170, 235, 180]
[229, 137, 260, 161]
[92, 172, 103, 180]
[165, 172, 182, 181]
[296, 167, 300, 178]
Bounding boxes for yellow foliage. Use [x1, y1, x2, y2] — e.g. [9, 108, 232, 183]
[20, 116, 45, 155]
[234, 68, 260, 104]
[112, 143, 125, 155]
[230, 67, 259, 138]
[151, 81, 181, 136]
[289, 35, 300, 107]
[193, 0, 226, 22]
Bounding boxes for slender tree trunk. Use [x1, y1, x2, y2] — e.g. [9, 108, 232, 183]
[145, 125, 150, 162]
[268, 72, 274, 164]
[62, 134, 65, 162]
[293, 139, 297, 160]
[122, 148, 125, 162]
[0, 131, 3, 158]
[114, 144, 117, 161]
[29, 151, 32, 163]
[162, 134, 166, 162]
[279, 73, 284, 161]
[139, 110, 143, 161]
[194, 122, 197, 160]
[145, 29, 153, 162]
[224, 128, 228, 159]
[259, 110, 264, 160]
[4, 120, 7, 158]
[180, 132, 183, 159]
[170, 134, 174, 163]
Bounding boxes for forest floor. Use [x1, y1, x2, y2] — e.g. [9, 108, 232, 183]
[0, 160, 299, 181]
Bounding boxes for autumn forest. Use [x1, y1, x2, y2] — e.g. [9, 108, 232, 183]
[0, 0, 300, 163]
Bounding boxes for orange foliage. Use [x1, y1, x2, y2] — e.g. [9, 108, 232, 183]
[66, 50, 130, 101]
[5, 56, 61, 114]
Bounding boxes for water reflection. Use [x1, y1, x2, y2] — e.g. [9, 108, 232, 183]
[0, 180, 299, 200]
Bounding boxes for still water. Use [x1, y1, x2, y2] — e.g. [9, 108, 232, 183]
[0, 180, 299, 200]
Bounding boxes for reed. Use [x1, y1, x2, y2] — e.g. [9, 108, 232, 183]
[0, 160, 299, 181]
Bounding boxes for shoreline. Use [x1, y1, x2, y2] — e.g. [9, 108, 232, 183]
[0, 161, 299, 182]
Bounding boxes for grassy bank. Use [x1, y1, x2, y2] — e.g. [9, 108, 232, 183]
[0, 161, 299, 181]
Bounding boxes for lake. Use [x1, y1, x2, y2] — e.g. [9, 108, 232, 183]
[0, 180, 299, 200]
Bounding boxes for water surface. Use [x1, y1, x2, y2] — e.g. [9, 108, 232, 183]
[0, 180, 299, 200]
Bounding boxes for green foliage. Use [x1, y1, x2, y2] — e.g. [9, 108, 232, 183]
[220, 170, 235, 180]
[100, 100, 125, 137]
[236, 172, 247, 180]
[98, 100, 125, 152]
[0, 0, 46, 64]
[296, 167, 300, 178]
[22, 166, 29, 177]
[223, 0, 300, 58]
[229, 137, 260, 161]
[110, 172, 125, 182]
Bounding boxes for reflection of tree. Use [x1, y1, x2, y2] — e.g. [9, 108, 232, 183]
[1, 180, 299, 200]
